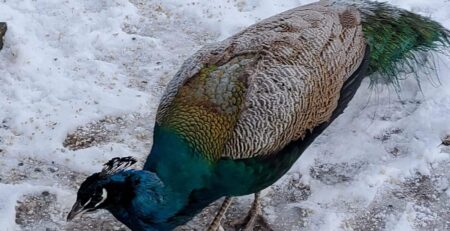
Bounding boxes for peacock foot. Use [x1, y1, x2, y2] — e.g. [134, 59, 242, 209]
[231, 213, 273, 231]
[231, 192, 273, 231]
[207, 197, 233, 231]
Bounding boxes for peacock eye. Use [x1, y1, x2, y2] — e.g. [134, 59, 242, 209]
[93, 193, 102, 200]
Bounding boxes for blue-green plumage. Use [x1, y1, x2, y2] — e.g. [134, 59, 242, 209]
[69, 1, 450, 230]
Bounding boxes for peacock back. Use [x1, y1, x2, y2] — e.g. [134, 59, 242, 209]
[155, 1, 367, 161]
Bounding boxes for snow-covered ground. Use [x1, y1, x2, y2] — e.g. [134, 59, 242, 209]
[1, 0, 450, 230]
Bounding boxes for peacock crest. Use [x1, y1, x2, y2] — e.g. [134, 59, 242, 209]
[100, 156, 137, 176]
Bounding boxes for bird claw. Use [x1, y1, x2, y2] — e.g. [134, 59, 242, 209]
[231, 209, 273, 231]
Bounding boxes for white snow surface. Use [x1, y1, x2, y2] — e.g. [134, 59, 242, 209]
[1, 0, 450, 230]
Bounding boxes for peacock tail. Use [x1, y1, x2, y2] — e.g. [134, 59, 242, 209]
[335, 0, 450, 87]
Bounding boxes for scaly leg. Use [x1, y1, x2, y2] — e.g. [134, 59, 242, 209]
[207, 197, 233, 231]
[233, 192, 273, 231]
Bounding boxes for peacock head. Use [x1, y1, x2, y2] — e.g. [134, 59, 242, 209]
[67, 156, 138, 221]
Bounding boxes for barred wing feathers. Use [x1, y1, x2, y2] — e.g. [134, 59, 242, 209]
[156, 1, 367, 160]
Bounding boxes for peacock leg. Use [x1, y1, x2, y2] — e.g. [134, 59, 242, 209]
[207, 196, 233, 231]
[233, 192, 273, 231]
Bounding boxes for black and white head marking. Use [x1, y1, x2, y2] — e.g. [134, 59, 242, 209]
[67, 156, 137, 221]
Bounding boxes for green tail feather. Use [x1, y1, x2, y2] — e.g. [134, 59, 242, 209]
[343, 1, 450, 87]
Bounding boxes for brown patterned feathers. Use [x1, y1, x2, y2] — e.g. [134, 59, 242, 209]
[156, 1, 366, 160]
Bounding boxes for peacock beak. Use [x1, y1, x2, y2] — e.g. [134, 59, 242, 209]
[67, 201, 85, 221]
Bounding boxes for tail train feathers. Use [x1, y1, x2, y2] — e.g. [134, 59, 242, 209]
[340, 1, 450, 88]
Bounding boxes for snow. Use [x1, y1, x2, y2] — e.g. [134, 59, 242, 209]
[1, 0, 450, 230]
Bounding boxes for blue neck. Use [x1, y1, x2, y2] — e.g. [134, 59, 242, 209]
[106, 170, 188, 231]
[140, 125, 222, 227]
[144, 125, 213, 194]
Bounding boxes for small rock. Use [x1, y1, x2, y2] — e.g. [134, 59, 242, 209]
[0, 22, 6, 50]
[441, 135, 450, 146]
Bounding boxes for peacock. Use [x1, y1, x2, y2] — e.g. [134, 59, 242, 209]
[68, 0, 450, 230]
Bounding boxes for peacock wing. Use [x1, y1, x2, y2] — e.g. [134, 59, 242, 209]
[156, 49, 256, 161]
[156, 1, 367, 161]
